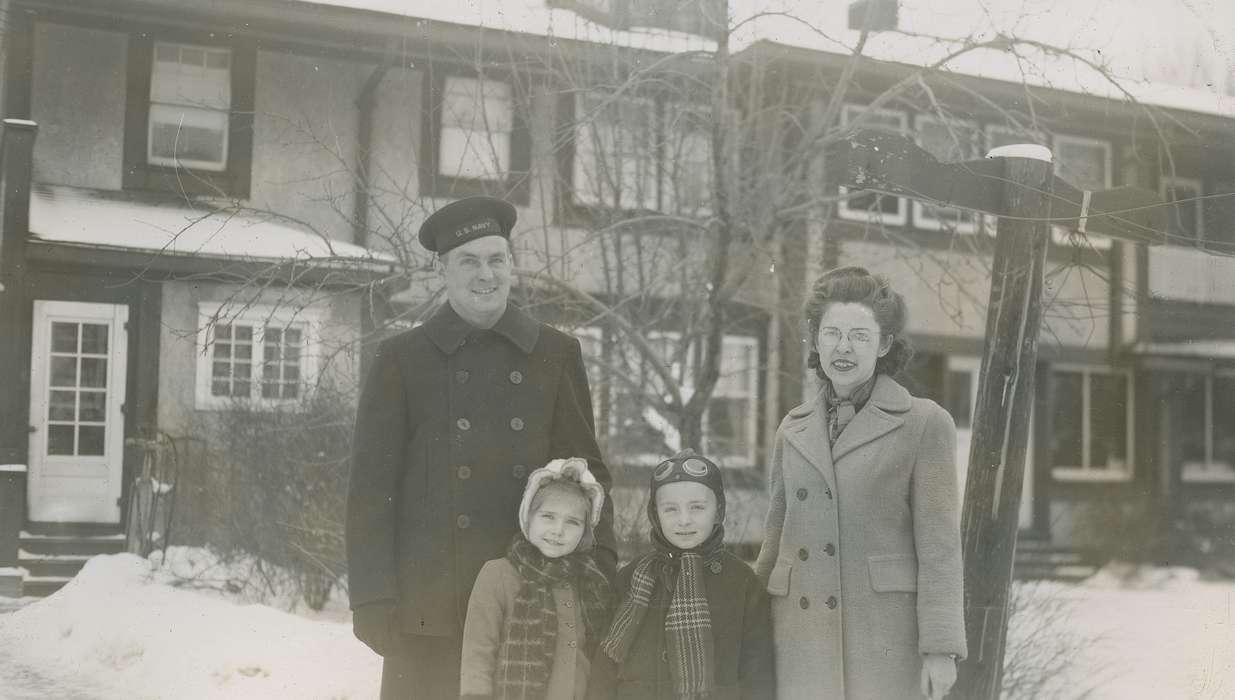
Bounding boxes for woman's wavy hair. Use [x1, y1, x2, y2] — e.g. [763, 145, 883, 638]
[804, 266, 913, 381]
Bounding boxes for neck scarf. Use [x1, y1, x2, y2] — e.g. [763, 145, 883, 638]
[601, 526, 726, 699]
[496, 534, 612, 700]
[823, 374, 877, 445]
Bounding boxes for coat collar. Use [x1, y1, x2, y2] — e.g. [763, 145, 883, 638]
[782, 374, 912, 485]
[425, 302, 541, 355]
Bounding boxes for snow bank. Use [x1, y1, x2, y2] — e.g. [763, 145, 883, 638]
[0, 551, 379, 700]
[1011, 565, 1235, 699]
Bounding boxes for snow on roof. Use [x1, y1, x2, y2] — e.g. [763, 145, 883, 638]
[294, 0, 1235, 121]
[28, 186, 396, 270]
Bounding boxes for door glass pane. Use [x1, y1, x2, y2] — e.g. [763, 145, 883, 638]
[945, 370, 974, 429]
[80, 357, 107, 388]
[52, 322, 78, 353]
[1089, 373, 1128, 471]
[78, 426, 105, 456]
[1051, 371, 1084, 468]
[49, 390, 76, 421]
[1213, 377, 1235, 478]
[48, 425, 75, 455]
[79, 391, 106, 422]
[81, 323, 108, 354]
[51, 356, 77, 387]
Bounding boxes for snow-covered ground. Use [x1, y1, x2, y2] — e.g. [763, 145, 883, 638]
[0, 549, 379, 700]
[0, 549, 1232, 699]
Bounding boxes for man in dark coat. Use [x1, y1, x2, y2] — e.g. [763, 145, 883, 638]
[346, 195, 616, 700]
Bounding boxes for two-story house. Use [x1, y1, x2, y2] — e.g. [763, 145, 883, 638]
[1, 0, 1233, 597]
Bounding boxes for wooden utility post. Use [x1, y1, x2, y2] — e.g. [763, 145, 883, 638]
[831, 132, 1164, 699]
[952, 147, 1052, 699]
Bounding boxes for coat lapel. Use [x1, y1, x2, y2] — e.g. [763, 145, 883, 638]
[782, 393, 839, 495]
[830, 375, 912, 463]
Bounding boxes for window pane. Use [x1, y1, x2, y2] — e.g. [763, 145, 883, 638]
[284, 364, 300, 383]
[212, 361, 231, 379]
[150, 43, 230, 109]
[1205, 183, 1235, 245]
[1089, 373, 1128, 471]
[945, 370, 974, 429]
[78, 426, 105, 456]
[1055, 139, 1109, 191]
[49, 390, 76, 421]
[80, 358, 107, 388]
[211, 378, 231, 397]
[284, 328, 301, 346]
[52, 322, 78, 353]
[1051, 371, 1084, 468]
[915, 118, 980, 229]
[51, 357, 77, 387]
[262, 380, 280, 399]
[79, 391, 106, 422]
[235, 362, 251, 380]
[215, 324, 232, 341]
[81, 323, 108, 354]
[1163, 180, 1202, 241]
[234, 380, 251, 397]
[212, 342, 232, 361]
[48, 425, 75, 456]
[1212, 377, 1235, 479]
[1166, 374, 1207, 480]
[235, 343, 251, 360]
[706, 396, 750, 460]
[149, 104, 228, 169]
[236, 326, 252, 342]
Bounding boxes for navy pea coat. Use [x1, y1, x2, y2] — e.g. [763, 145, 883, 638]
[346, 302, 616, 637]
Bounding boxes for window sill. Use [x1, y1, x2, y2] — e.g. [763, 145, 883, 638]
[1051, 467, 1132, 483]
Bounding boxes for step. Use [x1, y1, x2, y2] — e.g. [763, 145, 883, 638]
[19, 531, 126, 557]
[18, 551, 93, 579]
[22, 575, 71, 598]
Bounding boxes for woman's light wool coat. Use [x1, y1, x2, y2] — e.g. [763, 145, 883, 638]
[754, 375, 967, 700]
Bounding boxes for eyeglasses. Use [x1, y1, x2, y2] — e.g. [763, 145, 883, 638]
[653, 456, 715, 481]
[817, 327, 880, 348]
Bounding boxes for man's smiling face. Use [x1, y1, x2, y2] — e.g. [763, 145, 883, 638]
[441, 235, 512, 328]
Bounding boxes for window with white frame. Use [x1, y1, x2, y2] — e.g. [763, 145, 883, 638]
[148, 42, 232, 172]
[1051, 366, 1133, 480]
[838, 104, 909, 225]
[1161, 176, 1204, 243]
[576, 327, 760, 467]
[195, 304, 320, 409]
[1166, 371, 1235, 483]
[573, 93, 659, 210]
[1053, 134, 1113, 249]
[439, 76, 513, 180]
[913, 115, 980, 233]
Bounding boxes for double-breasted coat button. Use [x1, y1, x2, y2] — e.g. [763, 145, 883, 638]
[564, 600, 573, 608]
[568, 641, 577, 648]
[455, 370, 469, 384]
[826, 595, 838, 609]
[825, 487, 833, 500]
[566, 621, 575, 629]
[798, 548, 809, 561]
[661, 651, 669, 663]
[824, 543, 836, 556]
[796, 488, 808, 501]
[456, 418, 471, 431]
[510, 417, 524, 431]
[512, 464, 527, 478]
[509, 370, 523, 384]
[709, 561, 722, 574]
[457, 465, 472, 480]
[456, 514, 470, 529]
[799, 596, 810, 609]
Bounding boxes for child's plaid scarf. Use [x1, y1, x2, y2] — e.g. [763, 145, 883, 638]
[600, 529, 724, 699]
[496, 534, 611, 700]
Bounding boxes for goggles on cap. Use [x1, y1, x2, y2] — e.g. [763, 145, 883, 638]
[653, 455, 716, 481]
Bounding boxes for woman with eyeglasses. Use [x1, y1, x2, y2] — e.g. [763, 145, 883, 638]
[754, 266, 967, 700]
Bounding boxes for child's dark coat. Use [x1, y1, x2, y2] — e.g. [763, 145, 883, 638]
[587, 550, 775, 700]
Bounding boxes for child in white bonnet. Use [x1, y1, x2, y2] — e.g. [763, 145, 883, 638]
[460, 458, 612, 700]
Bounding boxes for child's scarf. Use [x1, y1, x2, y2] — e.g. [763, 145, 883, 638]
[600, 526, 725, 699]
[496, 534, 611, 700]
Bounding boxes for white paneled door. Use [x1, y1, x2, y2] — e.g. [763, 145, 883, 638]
[27, 301, 128, 523]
